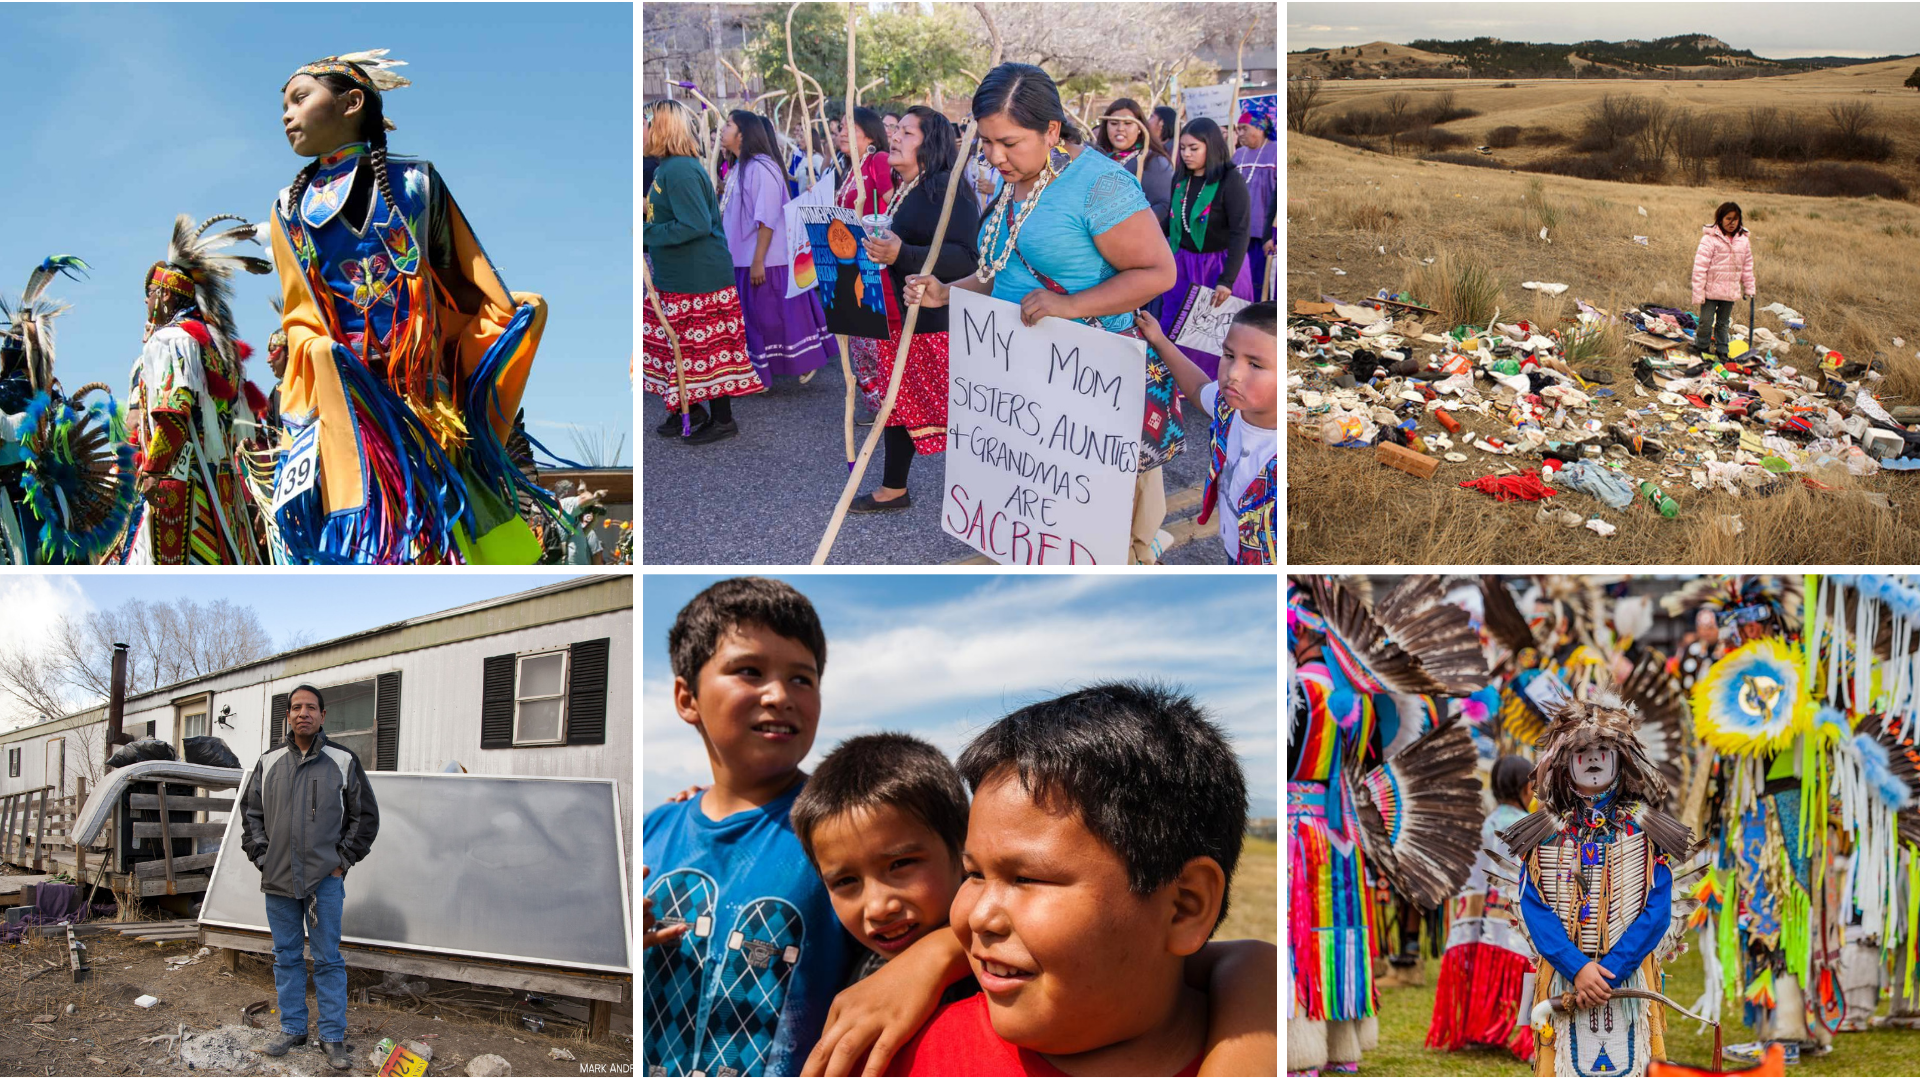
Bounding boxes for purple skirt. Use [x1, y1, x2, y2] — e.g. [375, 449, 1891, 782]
[735, 265, 832, 379]
[1158, 248, 1256, 379]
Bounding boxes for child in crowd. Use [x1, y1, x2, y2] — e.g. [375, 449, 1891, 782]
[884, 682, 1271, 1076]
[641, 578, 844, 1077]
[1135, 301, 1277, 563]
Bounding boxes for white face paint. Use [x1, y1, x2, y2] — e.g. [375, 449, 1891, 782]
[1573, 746, 1618, 793]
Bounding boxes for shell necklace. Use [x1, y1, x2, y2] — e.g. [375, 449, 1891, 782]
[886, 168, 922, 216]
[976, 147, 1069, 283]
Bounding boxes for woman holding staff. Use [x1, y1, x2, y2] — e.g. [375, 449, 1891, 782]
[847, 106, 980, 513]
[643, 99, 765, 444]
[903, 63, 1183, 565]
[836, 106, 894, 218]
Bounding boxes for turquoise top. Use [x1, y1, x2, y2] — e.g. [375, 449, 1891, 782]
[978, 148, 1153, 334]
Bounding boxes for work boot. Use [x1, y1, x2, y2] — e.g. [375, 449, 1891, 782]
[324, 1041, 352, 1070]
[263, 1031, 306, 1057]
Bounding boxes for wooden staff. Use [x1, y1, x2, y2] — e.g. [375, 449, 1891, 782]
[640, 257, 693, 436]
[813, 116, 981, 564]
[836, 0, 862, 472]
[785, 2, 816, 187]
[678, 82, 726, 186]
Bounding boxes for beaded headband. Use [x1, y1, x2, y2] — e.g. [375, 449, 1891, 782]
[146, 263, 197, 298]
[288, 50, 411, 132]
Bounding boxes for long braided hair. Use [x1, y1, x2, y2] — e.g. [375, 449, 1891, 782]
[287, 70, 401, 227]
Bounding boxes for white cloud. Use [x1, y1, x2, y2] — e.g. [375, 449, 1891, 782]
[0, 576, 96, 730]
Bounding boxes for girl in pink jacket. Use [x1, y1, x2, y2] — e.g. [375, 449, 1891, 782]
[1690, 201, 1755, 359]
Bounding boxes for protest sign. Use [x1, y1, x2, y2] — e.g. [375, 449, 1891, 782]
[943, 290, 1146, 565]
[782, 172, 834, 298]
[795, 205, 892, 339]
[1170, 284, 1253, 360]
[1182, 81, 1237, 126]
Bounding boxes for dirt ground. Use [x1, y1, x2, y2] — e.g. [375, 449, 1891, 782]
[0, 929, 631, 1077]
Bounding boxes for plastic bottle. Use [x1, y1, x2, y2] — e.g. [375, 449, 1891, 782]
[1638, 480, 1678, 518]
[1434, 408, 1461, 434]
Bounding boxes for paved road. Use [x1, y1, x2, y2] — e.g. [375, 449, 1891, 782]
[641, 355, 1226, 565]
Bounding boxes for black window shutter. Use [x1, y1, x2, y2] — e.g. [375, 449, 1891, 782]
[566, 639, 610, 746]
[375, 671, 402, 771]
[481, 654, 516, 749]
[270, 693, 289, 747]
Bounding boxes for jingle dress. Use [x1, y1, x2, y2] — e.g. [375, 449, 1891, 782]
[643, 154, 764, 411]
[268, 142, 556, 564]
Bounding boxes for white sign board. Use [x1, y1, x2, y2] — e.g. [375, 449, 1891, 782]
[942, 290, 1146, 565]
[1170, 284, 1253, 359]
[782, 172, 836, 298]
[1182, 81, 1238, 127]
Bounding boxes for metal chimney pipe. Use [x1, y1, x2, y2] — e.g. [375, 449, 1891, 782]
[105, 642, 132, 761]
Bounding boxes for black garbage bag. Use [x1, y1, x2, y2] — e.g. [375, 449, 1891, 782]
[182, 735, 240, 769]
[105, 738, 176, 770]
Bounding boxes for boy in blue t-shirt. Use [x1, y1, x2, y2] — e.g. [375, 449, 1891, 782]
[642, 577, 849, 1077]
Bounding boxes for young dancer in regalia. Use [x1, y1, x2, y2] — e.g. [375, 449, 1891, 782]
[1498, 695, 1700, 1078]
[118, 215, 273, 564]
[271, 50, 563, 563]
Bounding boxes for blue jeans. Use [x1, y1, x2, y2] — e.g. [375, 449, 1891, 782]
[1696, 299, 1735, 357]
[263, 873, 346, 1042]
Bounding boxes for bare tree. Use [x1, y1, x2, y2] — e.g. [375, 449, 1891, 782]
[1672, 109, 1717, 186]
[1288, 77, 1325, 134]
[1828, 99, 1877, 139]
[1383, 93, 1412, 154]
[0, 598, 279, 733]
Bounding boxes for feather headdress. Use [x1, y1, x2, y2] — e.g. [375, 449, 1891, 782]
[1354, 717, 1486, 908]
[1500, 689, 1697, 858]
[147, 214, 273, 370]
[0, 256, 90, 392]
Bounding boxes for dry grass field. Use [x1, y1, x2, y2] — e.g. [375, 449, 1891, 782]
[1286, 62, 1920, 565]
[1219, 836, 1277, 945]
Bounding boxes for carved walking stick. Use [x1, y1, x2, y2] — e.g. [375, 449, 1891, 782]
[812, 117, 980, 564]
[641, 257, 693, 436]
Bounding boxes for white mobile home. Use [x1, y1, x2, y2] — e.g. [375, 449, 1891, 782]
[0, 575, 632, 865]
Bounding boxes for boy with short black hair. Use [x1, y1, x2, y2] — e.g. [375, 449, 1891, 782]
[642, 577, 846, 1078]
[1136, 301, 1277, 563]
[887, 682, 1256, 1076]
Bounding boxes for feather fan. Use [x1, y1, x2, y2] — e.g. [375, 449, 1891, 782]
[1306, 576, 1489, 697]
[1353, 719, 1485, 908]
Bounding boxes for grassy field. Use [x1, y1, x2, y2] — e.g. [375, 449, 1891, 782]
[1222, 836, 1278, 945]
[1359, 941, 1920, 1076]
[1286, 79, 1920, 563]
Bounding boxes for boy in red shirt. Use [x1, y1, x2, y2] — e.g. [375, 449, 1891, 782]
[884, 683, 1266, 1076]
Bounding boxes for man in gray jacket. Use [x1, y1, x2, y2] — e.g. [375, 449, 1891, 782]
[239, 684, 379, 1069]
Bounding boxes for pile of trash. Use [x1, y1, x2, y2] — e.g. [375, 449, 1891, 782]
[1288, 289, 1920, 534]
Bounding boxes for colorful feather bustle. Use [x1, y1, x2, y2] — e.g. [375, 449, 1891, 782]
[1304, 575, 1490, 697]
[1622, 647, 1691, 792]
[14, 389, 136, 563]
[1692, 637, 1811, 756]
[1355, 718, 1485, 909]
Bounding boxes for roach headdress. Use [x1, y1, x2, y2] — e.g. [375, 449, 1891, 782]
[145, 215, 273, 368]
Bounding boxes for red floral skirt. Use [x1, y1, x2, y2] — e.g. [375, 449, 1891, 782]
[856, 327, 948, 455]
[642, 284, 766, 409]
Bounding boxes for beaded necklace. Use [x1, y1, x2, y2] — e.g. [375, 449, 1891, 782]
[886, 168, 921, 217]
[975, 146, 1071, 283]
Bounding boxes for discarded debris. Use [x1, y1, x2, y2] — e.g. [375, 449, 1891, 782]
[29, 1013, 55, 1025]
[467, 1052, 514, 1077]
[548, 1047, 576, 1061]
[134, 994, 159, 1008]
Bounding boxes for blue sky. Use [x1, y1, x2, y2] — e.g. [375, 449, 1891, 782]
[642, 574, 1280, 819]
[0, 571, 595, 727]
[0, 2, 632, 462]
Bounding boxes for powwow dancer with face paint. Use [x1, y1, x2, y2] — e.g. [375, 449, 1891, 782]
[270, 50, 566, 564]
[1287, 576, 1492, 1075]
[1494, 693, 1705, 1079]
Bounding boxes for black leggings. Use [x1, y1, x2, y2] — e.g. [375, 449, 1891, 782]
[708, 396, 732, 424]
[881, 425, 915, 489]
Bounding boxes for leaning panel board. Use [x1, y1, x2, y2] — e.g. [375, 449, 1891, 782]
[201, 772, 630, 973]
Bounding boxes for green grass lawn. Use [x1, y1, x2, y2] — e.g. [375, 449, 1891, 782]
[1358, 943, 1920, 1076]
[1222, 836, 1277, 945]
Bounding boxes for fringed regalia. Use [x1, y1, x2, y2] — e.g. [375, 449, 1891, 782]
[268, 52, 563, 564]
[1428, 801, 1536, 1059]
[1493, 693, 1701, 1078]
[1289, 576, 1492, 1074]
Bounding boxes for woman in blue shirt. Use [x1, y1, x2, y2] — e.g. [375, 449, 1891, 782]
[903, 64, 1181, 564]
